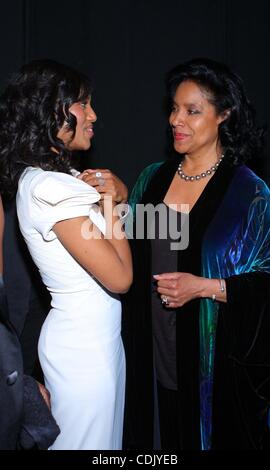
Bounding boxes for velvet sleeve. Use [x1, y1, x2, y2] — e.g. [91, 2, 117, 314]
[220, 271, 270, 406]
[221, 183, 270, 399]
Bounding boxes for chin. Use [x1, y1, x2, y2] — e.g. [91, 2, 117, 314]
[174, 144, 186, 154]
[84, 139, 92, 150]
[77, 142, 91, 151]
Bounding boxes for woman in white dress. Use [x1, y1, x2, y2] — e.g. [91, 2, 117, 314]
[0, 60, 132, 450]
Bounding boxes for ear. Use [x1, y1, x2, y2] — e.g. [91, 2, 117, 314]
[217, 109, 231, 124]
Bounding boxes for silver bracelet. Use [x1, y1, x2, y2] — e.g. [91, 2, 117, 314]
[219, 278, 225, 293]
[211, 279, 225, 302]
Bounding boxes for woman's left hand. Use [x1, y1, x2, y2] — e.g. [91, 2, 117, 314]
[78, 169, 128, 203]
[153, 272, 206, 308]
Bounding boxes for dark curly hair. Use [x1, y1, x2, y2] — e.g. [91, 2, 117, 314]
[0, 59, 92, 197]
[166, 58, 264, 165]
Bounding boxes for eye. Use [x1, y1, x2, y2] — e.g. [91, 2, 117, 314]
[171, 105, 178, 113]
[80, 102, 87, 109]
[188, 109, 200, 115]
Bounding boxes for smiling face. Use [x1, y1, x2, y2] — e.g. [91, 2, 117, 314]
[169, 80, 226, 158]
[57, 98, 97, 151]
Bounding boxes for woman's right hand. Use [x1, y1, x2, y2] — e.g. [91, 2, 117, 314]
[153, 272, 226, 308]
[78, 169, 128, 204]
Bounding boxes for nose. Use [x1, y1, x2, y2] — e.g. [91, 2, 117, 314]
[170, 110, 185, 127]
[86, 105, 97, 122]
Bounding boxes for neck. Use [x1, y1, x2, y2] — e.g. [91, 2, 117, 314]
[183, 149, 223, 171]
[178, 153, 224, 182]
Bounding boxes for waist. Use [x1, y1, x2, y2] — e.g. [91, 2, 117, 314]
[50, 286, 119, 306]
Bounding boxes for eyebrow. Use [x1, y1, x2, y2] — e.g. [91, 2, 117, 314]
[173, 100, 204, 108]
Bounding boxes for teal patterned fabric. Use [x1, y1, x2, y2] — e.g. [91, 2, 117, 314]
[126, 162, 163, 238]
[199, 166, 270, 449]
[129, 162, 163, 213]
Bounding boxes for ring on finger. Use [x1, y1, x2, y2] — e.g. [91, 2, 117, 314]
[161, 295, 169, 306]
[98, 177, 105, 187]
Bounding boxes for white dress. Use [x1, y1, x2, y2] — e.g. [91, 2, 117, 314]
[16, 167, 126, 450]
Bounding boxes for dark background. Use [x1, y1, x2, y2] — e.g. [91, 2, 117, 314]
[0, 0, 269, 189]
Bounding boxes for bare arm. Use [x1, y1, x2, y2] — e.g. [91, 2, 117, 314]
[53, 203, 132, 294]
[37, 382, 51, 409]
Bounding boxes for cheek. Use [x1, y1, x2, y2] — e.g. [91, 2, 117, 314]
[194, 118, 218, 136]
[70, 107, 85, 126]
[57, 125, 73, 145]
[190, 120, 205, 135]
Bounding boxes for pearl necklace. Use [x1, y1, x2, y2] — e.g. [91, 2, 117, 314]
[177, 155, 224, 182]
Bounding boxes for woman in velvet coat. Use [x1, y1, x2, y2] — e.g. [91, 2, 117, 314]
[122, 58, 270, 450]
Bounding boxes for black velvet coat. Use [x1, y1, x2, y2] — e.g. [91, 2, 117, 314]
[122, 156, 270, 450]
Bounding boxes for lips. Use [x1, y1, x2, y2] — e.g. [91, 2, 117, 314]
[85, 126, 94, 137]
[174, 132, 190, 141]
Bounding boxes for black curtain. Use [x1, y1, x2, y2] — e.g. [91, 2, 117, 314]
[0, 0, 269, 188]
